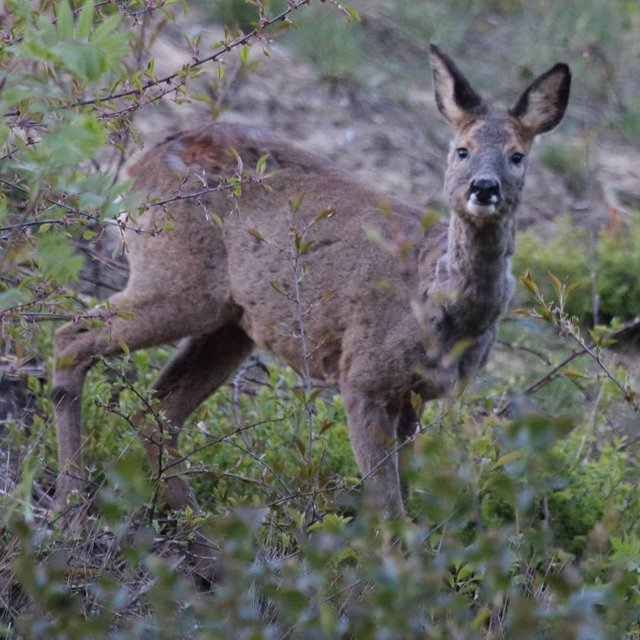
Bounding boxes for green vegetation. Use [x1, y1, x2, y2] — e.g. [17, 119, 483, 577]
[538, 142, 588, 195]
[4, 338, 640, 637]
[2, 0, 640, 638]
[514, 212, 640, 325]
[207, 0, 288, 32]
[283, 6, 369, 85]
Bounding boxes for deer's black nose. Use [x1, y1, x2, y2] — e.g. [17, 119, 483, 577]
[470, 178, 501, 204]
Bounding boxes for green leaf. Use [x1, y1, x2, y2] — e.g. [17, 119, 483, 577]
[535, 304, 554, 321]
[0, 122, 9, 147]
[312, 208, 336, 224]
[0, 288, 30, 312]
[247, 228, 264, 242]
[42, 112, 107, 165]
[293, 436, 306, 455]
[52, 42, 107, 81]
[343, 4, 361, 21]
[548, 271, 562, 296]
[270, 281, 283, 294]
[192, 92, 213, 103]
[256, 153, 269, 175]
[240, 44, 250, 64]
[289, 193, 304, 214]
[421, 210, 440, 230]
[91, 13, 121, 43]
[34, 232, 84, 284]
[521, 270, 540, 299]
[116, 336, 130, 356]
[76, 0, 95, 41]
[56, 1, 74, 40]
[561, 368, 590, 380]
[297, 239, 315, 255]
[457, 564, 473, 581]
[491, 450, 522, 470]
[209, 211, 223, 227]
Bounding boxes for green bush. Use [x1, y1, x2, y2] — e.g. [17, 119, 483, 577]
[6, 362, 640, 637]
[284, 6, 369, 85]
[616, 101, 640, 139]
[207, 0, 287, 31]
[513, 212, 640, 325]
[538, 142, 588, 194]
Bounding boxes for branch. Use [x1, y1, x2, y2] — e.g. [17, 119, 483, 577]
[567, 327, 640, 411]
[495, 315, 640, 416]
[68, 0, 310, 111]
[0, 172, 265, 236]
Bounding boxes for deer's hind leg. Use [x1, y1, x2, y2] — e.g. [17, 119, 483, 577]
[142, 324, 254, 513]
[51, 286, 240, 507]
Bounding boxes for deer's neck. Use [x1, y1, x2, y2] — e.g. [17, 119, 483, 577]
[435, 213, 516, 337]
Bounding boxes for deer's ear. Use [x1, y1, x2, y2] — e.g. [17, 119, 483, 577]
[510, 63, 571, 136]
[430, 44, 486, 128]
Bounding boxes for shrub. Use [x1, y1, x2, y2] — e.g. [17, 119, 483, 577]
[513, 212, 640, 325]
[284, 6, 369, 85]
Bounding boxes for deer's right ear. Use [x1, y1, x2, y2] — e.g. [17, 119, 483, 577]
[430, 44, 486, 128]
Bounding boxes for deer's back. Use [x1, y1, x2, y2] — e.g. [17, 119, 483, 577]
[127, 123, 450, 390]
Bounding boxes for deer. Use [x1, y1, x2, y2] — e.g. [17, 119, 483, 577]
[51, 45, 570, 541]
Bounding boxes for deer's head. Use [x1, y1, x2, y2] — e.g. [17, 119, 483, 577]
[430, 44, 571, 224]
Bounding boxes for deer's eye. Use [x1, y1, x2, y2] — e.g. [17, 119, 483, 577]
[510, 152, 524, 165]
[456, 148, 469, 160]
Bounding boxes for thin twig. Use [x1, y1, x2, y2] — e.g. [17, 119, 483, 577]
[0, 172, 264, 235]
[287, 216, 315, 466]
[495, 315, 640, 416]
[568, 329, 639, 411]
[496, 339, 552, 366]
[2, 0, 312, 118]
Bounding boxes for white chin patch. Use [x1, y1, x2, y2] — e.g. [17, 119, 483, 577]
[467, 200, 497, 216]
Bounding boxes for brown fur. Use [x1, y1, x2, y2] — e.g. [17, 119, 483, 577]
[51, 46, 571, 531]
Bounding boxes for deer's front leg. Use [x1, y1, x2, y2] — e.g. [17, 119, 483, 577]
[341, 385, 405, 518]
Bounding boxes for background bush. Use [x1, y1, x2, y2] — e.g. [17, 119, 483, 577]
[513, 212, 640, 326]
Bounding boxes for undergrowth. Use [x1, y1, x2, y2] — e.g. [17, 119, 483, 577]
[3, 295, 640, 638]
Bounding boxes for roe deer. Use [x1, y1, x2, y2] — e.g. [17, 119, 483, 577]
[52, 46, 570, 524]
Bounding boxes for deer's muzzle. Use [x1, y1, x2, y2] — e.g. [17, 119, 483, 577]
[467, 178, 501, 215]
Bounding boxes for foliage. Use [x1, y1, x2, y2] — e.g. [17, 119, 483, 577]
[616, 102, 640, 139]
[500, 0, 639, 114]
[284, 5, 368, 85]
[206, 0, 288, 32]
[4, 349, 640, 637]
[513, 212, 640, 326]
[384, 0, 480, 52]
[538, 141, 589, 195]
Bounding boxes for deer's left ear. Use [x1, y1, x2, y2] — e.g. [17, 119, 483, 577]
[510, 63, 571, 136]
